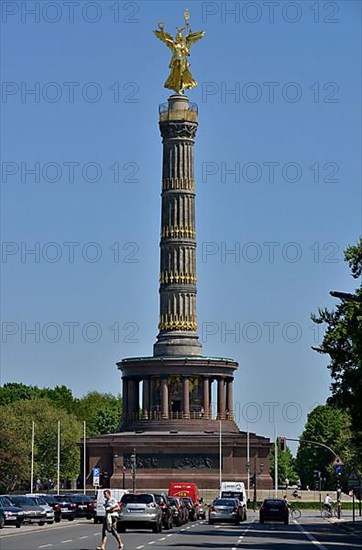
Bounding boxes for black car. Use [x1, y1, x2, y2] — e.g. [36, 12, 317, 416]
[167, 496, 188, 526]
[259, 499, 289, 524]
[154, 494, 173, 530]
[0, 496, 25, 528]
[7, 496, 47, 525]
[53, 495, 77, 520]
[64, 494, 95, 519]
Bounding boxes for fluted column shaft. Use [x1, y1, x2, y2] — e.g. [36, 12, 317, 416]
[217, 377, 226, 420]
[203, 377, 210, 419]
[226, 379, 234, 419]
[183, 377, 190, 418]
[161, 377, 169, 419]
[143, 378, 150, 419]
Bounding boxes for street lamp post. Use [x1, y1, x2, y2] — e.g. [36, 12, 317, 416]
[122, 466, 126, 490]
[130, 449, 136, 493]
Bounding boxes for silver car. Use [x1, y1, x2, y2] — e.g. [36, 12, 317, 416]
[25, 495, 55, 524]
[208, 498, 242, 525]
[117, 493, 162, 533]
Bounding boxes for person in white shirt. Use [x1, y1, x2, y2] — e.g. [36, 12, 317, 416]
[323, 493, 333, 514]
[97, 489, 123, 550]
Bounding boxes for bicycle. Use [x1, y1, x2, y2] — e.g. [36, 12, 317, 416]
[289, 505, 301, 519]
[322, 506, 343, 519]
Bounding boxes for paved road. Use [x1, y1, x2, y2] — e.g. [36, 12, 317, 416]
[1, 511, 361, 550]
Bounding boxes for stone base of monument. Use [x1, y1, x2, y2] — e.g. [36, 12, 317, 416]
[85, 430, 272, 491]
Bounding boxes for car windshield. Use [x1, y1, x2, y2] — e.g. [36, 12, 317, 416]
[122, 494, 153, 504]
[43, 496, 57, 504]
[0, 497, 12, 507]
[213, 499, 237, 507]
[10, 497, 32, 506]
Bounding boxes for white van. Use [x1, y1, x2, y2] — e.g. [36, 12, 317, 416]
[94, 489, 128, 524]
[219, 481, 247, 521]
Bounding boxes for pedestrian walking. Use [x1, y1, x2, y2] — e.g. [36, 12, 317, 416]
[97, 489, 124, 550]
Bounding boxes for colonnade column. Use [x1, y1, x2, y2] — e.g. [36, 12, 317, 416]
[122, 377, 129, 420]
[217, 377, 226, 420]
[203, 377, 210, 419]
[226, 378, 233, 420]
[134, 379, 140, 420]
[143, 378, 150, 419]
[183, 376, 190, 418]
[127, 379, 134, 419]
[161, 377, 169, 419]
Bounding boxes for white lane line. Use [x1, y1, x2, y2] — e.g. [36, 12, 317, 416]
[136, 546, 144, 549]
[79, 535, 88, 539]
[61, 540, 73, 544]
[294, 520, 328, 550]
[38, 545, 53, 548]
[159, 537, 166, 540]
[148, 542, 155, 545]
[166, 534, 172, 537]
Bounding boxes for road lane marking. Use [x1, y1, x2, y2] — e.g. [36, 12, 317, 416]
[294, 520, 328, 550]
[61, 540, 73, 544]
[38, 545, 53, 548]
[79, 535, 88, 539]
[166, 534, 172, 537]
[136, 546, 144, 549]
[159, 537, 166, 540]
[148, 542, 155, 545]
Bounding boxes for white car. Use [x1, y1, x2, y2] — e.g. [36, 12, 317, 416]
[25, 495, 55, 524]
[94, 489, 128, 524]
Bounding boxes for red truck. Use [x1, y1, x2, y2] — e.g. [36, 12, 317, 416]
[168, 483, 202, 519]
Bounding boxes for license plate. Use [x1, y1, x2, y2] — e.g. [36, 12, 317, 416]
[79, 505, 86, 509]
[128, 509, 140, 513]
[270, 508, 279, 512]
[61, 508, 68, 512]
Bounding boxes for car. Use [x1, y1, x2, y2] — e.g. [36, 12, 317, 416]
[25, 495, 55, 524]
[154, 494, 173, 530]
[0, 496, 25, 528]
[64, 494, 95, 519]
[0, 508, 4, 529]
[197, 499, 206, 520]
[167, 496, 188, 526]
[181, 497, 197, 521]
[208, 498, 242, 525]
[117, 493, 162, 533]
[7, 496, 47, 525]
[259, 499, 289, 524]
[53, 495, 77, 520]
[36, 494, 62, 522]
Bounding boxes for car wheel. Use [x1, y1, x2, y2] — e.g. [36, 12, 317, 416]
[208, 520, 213, 525]
[94, 517, 100, 524]
[38, 522, 45, 526]
[0, 517, 4, 529]
[16, 522, 22, 528]
[260, 519, 264, 524]
[68, 517, 74, 521]
[152, 523, 158, 533]
[55, 518, 61, 523]
[47, 521, 54, 525]
[234, 520, 240, 526]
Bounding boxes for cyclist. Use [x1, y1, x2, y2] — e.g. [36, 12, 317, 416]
[323, 493, 333, 514]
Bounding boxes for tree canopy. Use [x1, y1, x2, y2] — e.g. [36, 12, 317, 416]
[311, 238, 362, 459]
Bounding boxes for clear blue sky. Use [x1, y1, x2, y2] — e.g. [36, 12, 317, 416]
[1, 1, 361, 453]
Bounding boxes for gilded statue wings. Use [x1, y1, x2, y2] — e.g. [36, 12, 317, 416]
[153, 30, 175, 50]
[185, 30, 205, 48]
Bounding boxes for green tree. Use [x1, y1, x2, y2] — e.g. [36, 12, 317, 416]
[75, 391, 122, 436]
[296, 405, 356, 489]
[311, 238, 362, 457]
[0, 399, 82, 493]
[269, 443, 299, 486]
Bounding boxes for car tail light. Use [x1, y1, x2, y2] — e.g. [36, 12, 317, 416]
[55, 504, 61, 510]
[70, 503, 76, 508]
[233, 507, 238, 513]
[89, 503, 94, 509]
[210, 506, 215, 512]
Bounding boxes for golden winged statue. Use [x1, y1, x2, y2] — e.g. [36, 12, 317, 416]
[154, 9, 205, 94]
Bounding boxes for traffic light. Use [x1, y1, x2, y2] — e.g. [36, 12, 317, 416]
[279, 437, 286, 452]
